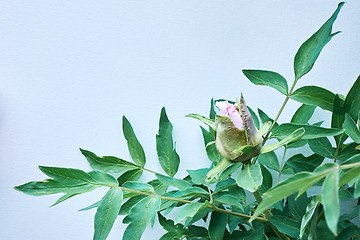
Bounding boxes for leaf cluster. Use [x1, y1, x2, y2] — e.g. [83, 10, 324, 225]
[14, 2, 360, 240]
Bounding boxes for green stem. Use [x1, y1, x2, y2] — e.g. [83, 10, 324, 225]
[263, 79, 298, 143]
[120, 186, 268, 222]
[141, 167, 161, 175]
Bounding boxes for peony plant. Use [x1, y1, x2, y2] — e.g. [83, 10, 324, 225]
[15, 2, 360, 240]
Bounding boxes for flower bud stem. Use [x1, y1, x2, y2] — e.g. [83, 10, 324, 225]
[206, 158, 232, 182]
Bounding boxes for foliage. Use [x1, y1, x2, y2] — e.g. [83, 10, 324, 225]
[15, 2, 360, 239]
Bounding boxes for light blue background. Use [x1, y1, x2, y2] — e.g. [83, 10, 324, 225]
[1, 1, 359, 239]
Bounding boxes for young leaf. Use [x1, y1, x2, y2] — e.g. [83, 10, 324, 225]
[122, 196, 161, 240]
[156, 107, 180, 177]
[300, 200, 319, 238]
[236, 163, 263, 192]
[290, 86, 336, 111]
[122, 116, 146, 167]
[250, 165, 336, 221]
[208, 210, 228, 240]
[293, 2, 344, 80]
[80, 149, 140, 173]
[260, 127, 304, 154]
[308, 137, 335, 159]
[185, 113, 216, 131]
[322, 168, 340, 236]
[242, 69, 288, 95]
[343, 114, 360, 143]
[94, 187, 123, 240]
[291, 104, 316, 124]
[271, 123, 344, 140]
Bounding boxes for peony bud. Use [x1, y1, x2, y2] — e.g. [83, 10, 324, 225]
[206, 95, 263, 181]
[215, 96, 262, 162]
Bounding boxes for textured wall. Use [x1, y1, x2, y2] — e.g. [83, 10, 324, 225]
[1, 1, 359, 239]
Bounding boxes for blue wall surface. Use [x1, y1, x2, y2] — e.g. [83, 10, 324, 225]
[1, 1, 359, 239]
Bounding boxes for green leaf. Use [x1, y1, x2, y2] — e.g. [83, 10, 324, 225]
[236, 163, 263, 192]
[337, 142, 360, 161]
[185, 113, 216, 131]
[343, 114, 360, 143]
[322, 168, 340, 236]
[118, 195, 146, 215]
[51, 186, 97, 207]
[261, 127, 304, 154]
[155, 173, 192, 191]
[271, 123, 344, 140]
[187, 168, 212, 185]
[242, 69, 288, 95]
[339, 155, 360, 186]
[250, 165, 336, 221]
[332, 94, 346, 146]
[218, 162, 242, 181]
[14, 179, 97, 197]
[210, 98, 216, 120]
[258, 108, 279, 130]
[122, 116, 146, 167]
[259, 165, 273, 195]
[117, 169, 143, 185]
[208, 210, 228, 240]
[122, 195, 161, 240]
[354, 177, 360, 198]
[80, 149, 140, 173]
[248, 106, 260, 130]
[285, 154, 324, 173]
[291, 104, 316, 124]
[268, 216, 300, 239]
[122, 182, 154, 193]
[158, 213, 186, 234]
[214, 194, 241, 206]
[288, 193, 310, 222]
[293, 2, 344, 80]
[94, 187, 123, 240]
[200, 126, 221, 165]
[300, 199, 319, 238]
[344, 75, 360, 122]
[214, 179, 237, 193]
[290, 86, 336, 111]
[308, 137, 335, 158]
[156, 107, 180, 177]
[174, 202, 210, 224]
[258, 151, 279, 172]
[38, 166, 118, 187]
